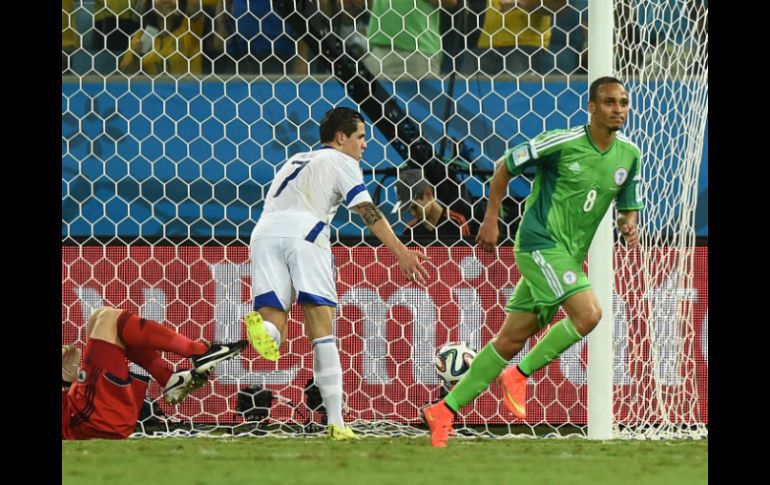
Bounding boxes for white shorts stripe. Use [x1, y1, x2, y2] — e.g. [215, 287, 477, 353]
[533, 250, 564, 297]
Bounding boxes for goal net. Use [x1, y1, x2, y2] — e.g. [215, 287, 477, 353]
[62, 0, 707, 439]
[611, 0, 708, 439]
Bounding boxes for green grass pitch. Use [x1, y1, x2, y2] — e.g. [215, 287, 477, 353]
[63, 437, 707, 484]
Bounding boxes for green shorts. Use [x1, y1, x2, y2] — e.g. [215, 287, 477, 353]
[505, 247, 592, 327]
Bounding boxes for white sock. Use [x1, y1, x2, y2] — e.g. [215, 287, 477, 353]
[262, 319, 282, 347]
[312, 336, 344, 428]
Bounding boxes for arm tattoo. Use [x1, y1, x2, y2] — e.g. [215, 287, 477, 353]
[358, 202, 383, 226]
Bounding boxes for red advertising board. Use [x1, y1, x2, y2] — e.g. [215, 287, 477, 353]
[62, 245, 707, 425]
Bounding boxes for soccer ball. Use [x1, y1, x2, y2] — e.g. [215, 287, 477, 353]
[433, 341, 477, 385]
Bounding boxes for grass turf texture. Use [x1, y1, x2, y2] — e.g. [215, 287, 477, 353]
[63, 437, 707, 485]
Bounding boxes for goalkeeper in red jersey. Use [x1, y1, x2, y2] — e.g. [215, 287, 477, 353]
[62, 307, 247, 440]
[422, 77, 644, 447]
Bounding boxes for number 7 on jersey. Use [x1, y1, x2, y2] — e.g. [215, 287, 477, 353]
[274, 160, 309, 197]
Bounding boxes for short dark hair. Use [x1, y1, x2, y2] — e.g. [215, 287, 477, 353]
[589, 76, 624, 102]
[319, 107, 364, 143]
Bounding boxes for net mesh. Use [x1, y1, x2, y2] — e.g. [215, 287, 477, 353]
[62, 0, 707, 439]
[612, 0, 708, 439]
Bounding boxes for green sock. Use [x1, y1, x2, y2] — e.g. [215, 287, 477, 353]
[518, 318, 583, 376]
[444, 343, 508, 412]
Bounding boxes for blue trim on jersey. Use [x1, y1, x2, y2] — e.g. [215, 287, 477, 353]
[253, 291, 283, 311]
[104, 372, 133, 387]
[312, 336, 336, 347]
[297, 291, 337, 307]
[305, 221, 326, 242]
[129, 372, 151, 383]
[345, 184, 367, 205]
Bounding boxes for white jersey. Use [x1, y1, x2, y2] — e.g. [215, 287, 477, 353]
[251, 147, 373, 248]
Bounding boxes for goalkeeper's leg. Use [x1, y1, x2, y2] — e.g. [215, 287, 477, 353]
[108, 308, 209, 356]
[87, 307, 214, 405]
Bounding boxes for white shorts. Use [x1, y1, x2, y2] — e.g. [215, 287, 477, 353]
[249, 237, 337, 312]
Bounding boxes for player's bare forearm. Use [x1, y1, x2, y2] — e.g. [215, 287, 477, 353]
[355, 202, 431, 284]
[484, 158, 513, 223]
[476, 159, 511, 252]
[355, 202, 404, 253]
[357, 201, 384, 226]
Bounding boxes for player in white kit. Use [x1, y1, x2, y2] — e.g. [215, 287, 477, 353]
[246, 107, 431, 440]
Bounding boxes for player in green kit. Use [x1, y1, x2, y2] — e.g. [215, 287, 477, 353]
[422, 77, 644, 447]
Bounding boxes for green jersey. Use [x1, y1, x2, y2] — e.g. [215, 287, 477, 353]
[503, 125, 644, 260]
[367, 0, 441, 56]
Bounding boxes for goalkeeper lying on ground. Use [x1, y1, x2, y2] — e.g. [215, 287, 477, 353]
[62, 307, 247, 440]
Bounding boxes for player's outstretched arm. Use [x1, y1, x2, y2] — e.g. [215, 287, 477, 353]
[355, 202, 431, 284]
[617, 210, 640, 248]
[476, 157, 513, 252]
